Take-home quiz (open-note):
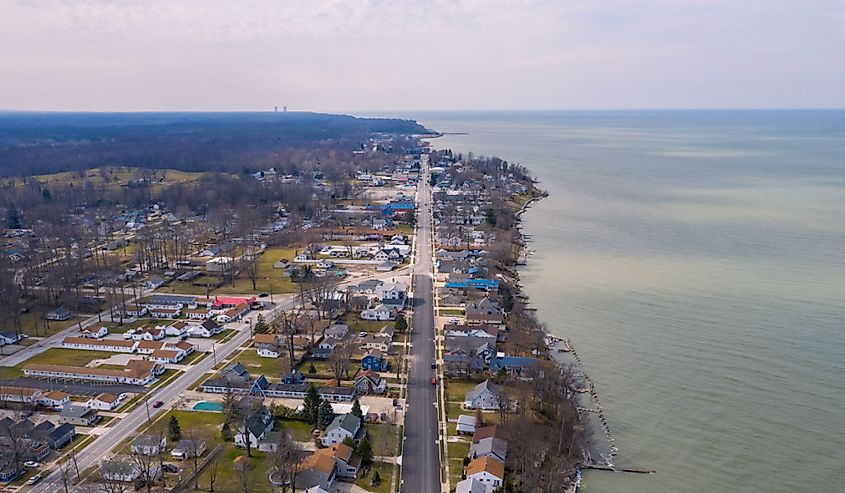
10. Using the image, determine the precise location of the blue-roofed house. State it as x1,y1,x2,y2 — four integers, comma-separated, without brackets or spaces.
282,371,306,385
360,349,388,371
488,356,541,378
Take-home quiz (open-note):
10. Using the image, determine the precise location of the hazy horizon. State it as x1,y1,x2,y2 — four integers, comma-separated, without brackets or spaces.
2,0,843,112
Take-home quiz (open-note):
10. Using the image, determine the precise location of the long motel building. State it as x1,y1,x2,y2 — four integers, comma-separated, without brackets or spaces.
23,359,165,386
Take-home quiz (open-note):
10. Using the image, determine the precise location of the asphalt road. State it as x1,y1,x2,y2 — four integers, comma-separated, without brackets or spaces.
401,155,441,493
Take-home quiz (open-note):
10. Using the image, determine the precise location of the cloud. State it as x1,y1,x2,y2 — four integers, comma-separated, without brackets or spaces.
0,0,843,111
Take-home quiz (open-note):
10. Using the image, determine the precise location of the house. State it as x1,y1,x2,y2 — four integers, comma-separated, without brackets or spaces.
87,392,124,411
164,321,189,337
376,281,408,302
376,325,395,339
45,306,72,321
456,415,476,435
185,308,212,320
0,330,23,346
150,348,184,363
131,326,165,341
216,303,249,324
465,456,505,488
150,307,181,319
295,451,337,491
235,407,273,449
99,459,150,482
354,371,387,395
59,405,101,426
488,356,541,377
321,413,365,447
36,391,70,410
324,324,350,340
361,349,388,371
0,460,19,482
254,334,282,358
463,380,503,410
33,422,76,449
80,326,108,339
470,435,508,463
171,439,207,459
0,387,41,404
188,319,223,338
376,261,397,272
144,276,166,289
282,371,306,385
121,304,148,317
358,334,390,353
131,434,166,455
360,304,394,321
316,443,362,479
455,478,493,493
143,294,197,310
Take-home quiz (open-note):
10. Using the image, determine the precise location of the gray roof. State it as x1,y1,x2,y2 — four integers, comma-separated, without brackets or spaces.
326,413,361,435
60,404,96,419
465,380,499,401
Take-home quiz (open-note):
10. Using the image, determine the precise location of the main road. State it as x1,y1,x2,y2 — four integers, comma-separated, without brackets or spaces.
401,154,441,493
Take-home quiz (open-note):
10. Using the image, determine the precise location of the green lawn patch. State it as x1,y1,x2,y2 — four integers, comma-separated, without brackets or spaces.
445,402,463,420
356,461,394,493
438,308,464,316
230,347,291,378
368,423,401,457
180,350,207,365
279,419,314,442
444,380,481,402
149,369,182,390
16,347,115,369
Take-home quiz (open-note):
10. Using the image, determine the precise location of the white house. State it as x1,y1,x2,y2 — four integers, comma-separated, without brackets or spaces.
465,457,504,489
235,408,273,449
80,326,109,339
188,320,223,338
321,414,364,447
376,281,407,302
463,380,503,410
360,304,394,321
455,478,493,493
87,392,124,411
37,391,70,409
165,321,189,337
131,434,166,455
0,331,23,346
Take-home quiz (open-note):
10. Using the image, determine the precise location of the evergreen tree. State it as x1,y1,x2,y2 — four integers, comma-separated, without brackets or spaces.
168,415,182,443
351,399,364,420
302,384,321,425
317,399,334,430
253,314,269,334
371,470,381,486
342,436,355,448
308,362,317,374
221,421,233,441
394,315,407,332
5,205,21,229
357,435,373,465
486,207,497,227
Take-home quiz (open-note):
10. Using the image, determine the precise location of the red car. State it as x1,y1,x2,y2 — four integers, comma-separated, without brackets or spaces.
431,377,437,385
152,400,164,408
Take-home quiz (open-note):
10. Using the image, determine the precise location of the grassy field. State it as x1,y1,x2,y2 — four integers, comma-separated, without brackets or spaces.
346,318,391,334
195,447,273,493
295,357,355,380
181,350,208,365
230,347,291,378
444,380,481,403
447,440,471,487
0,346,114,389
15,166,209,189
368,423,401,457
278,419,314,442
356,461,394,493
15,312,88,338
101,318,152,334
149,369,182,390
438,308,465,316
214,246,301,295
446,402,464,420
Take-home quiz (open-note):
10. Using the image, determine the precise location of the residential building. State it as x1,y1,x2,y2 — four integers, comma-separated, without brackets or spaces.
87,392,124,411
465,456,505,488
131,434,166,455
463,380,503,410
354,370,387,395
59,405,101,426
361,349,388,371
321,413,365,447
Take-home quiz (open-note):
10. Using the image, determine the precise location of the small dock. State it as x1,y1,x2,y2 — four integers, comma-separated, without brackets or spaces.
583,464,656,475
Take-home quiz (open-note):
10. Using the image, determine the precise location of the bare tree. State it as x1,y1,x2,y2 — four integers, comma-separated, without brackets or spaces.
130,451,157,493
269,432,304,493
329,340,355,382
206,452,220,492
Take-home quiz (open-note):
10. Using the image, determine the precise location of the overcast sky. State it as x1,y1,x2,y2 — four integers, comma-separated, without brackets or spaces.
1,0,843,112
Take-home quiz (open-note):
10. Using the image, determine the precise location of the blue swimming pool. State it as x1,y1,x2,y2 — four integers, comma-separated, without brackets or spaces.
192,401,223,412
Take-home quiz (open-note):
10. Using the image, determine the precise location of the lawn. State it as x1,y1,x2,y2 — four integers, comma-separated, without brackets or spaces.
15,312,88,338
296,358,353,380
166,410,225,441
278,419,314,442
231,347,291,378
356,461,394,493
368,423,401,457
18,347,115,368
448,457,466,487
214,246,301,295
444,380,481,403
445,402,464,420
210,329,235,340
101,318,151,334
346,318,392,334
195,446,273,493
150,369,182,390
181,350,208,365
438,308,464,316
447,440,470,461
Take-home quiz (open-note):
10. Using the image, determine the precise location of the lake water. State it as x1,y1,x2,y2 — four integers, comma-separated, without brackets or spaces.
408,111,845,492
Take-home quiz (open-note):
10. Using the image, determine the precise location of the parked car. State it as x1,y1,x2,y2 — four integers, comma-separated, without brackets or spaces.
162,464,180,473
431,377,437,385
431,360,437,369
359,331,368,338
26,474,42,485
24,461,40,468
258,292,269,298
